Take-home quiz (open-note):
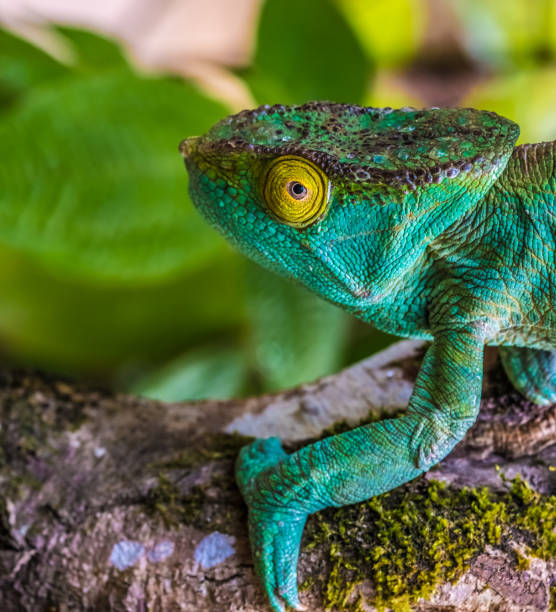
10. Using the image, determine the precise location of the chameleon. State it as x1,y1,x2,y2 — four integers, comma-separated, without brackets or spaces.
179,102,556,611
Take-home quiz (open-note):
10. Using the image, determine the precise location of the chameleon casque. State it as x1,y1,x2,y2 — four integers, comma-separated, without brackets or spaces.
180,102,556,611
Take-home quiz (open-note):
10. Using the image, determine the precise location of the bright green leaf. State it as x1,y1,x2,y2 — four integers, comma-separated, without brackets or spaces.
245,0,371,105
56,26,128,71
0,29,252,376
0,69,229,284
0,27,69,110
336,0,424,69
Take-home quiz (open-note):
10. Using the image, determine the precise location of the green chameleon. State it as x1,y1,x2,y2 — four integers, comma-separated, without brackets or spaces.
180,103,556,611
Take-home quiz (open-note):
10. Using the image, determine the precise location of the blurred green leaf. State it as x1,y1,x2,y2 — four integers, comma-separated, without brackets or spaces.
245,0,371,105
131,347,247,401
0,28,70,110
0,28,255,376
449,0,555,69
0,67,228,284
0,244,245,375
336,0,424,69
464,67,556,143
245,264,349,391
56,26,128,71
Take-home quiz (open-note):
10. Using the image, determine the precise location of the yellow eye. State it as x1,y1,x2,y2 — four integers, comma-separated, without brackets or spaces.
262,155,330,227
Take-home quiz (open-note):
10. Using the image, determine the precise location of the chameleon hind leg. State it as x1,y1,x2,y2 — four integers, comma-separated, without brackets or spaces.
499,346,556,405
236,326,484,611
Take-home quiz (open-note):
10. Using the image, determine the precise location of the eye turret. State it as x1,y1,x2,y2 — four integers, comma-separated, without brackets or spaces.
262,155,330,228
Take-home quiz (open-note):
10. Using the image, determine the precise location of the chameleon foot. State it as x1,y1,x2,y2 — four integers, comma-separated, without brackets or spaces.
500,347,556,405
236,438,308,612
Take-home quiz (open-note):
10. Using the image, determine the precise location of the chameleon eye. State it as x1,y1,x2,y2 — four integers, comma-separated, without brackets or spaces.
262,155,330,227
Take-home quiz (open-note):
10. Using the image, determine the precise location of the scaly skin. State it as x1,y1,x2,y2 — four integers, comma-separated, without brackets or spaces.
180,103,556,611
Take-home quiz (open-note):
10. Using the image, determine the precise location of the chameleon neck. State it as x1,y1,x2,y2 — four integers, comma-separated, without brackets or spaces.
428,140,556,346
357,142,556,342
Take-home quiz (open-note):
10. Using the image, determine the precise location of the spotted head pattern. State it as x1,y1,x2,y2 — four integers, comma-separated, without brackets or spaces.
189,102,519,195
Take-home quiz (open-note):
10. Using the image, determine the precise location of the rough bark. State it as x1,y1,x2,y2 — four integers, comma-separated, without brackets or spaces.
0,340,554,611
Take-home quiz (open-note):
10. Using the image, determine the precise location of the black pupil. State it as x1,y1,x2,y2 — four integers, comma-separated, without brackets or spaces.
291,182,306,197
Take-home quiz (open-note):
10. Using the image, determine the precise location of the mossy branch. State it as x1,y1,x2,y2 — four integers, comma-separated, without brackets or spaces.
0,341,554,611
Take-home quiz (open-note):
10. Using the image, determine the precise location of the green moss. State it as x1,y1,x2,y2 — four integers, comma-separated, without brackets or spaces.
304,474,556,611
143,431,253,532
509,475,556,559
515,549,531,570
152,431,254,471
144,472,205,528
550,585,556,611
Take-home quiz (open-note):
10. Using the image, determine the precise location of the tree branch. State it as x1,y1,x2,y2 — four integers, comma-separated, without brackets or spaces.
0,341,554,611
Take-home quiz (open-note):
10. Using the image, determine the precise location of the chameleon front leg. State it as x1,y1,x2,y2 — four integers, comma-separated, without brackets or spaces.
499,346,556,405
236,326,485,611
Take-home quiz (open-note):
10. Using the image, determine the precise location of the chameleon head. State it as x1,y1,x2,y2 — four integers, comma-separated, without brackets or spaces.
180,102,519,311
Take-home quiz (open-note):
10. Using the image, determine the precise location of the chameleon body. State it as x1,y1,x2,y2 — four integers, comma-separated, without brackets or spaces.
180,103,556,611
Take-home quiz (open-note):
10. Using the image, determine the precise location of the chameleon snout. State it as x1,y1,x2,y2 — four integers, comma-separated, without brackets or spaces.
179,136,199,158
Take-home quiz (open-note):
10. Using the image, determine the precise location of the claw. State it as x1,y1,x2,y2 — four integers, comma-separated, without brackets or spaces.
247,510,308,610
267,589,286,612
255,533,284,611
280,588,303,611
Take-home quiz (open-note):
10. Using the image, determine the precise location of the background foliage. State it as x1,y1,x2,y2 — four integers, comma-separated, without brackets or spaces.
1,0,556,400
